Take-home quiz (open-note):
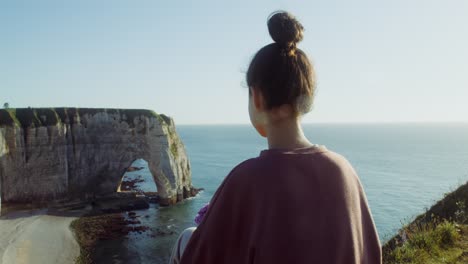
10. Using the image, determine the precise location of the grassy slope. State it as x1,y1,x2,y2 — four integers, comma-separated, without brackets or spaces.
383,181,468,264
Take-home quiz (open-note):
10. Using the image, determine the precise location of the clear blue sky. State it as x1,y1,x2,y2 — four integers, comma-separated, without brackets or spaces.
1,0,467,124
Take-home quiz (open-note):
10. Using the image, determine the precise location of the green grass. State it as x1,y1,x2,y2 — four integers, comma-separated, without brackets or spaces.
0,107,169,128
170,140,178,158
383,181,468,264
0,109,17,126
384,221,467,264
167,124,180,158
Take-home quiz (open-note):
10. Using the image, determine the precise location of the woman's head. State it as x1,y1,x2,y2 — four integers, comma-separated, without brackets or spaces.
247,11,316,137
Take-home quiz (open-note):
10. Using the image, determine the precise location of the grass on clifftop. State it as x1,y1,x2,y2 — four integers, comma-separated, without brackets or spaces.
0,107,170,128
383,181,468,264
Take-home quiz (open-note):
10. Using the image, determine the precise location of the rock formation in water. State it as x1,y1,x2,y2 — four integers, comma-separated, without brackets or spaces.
0,108,194,213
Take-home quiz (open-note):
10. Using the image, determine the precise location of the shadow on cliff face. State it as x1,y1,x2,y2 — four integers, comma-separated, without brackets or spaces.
0,125,6,215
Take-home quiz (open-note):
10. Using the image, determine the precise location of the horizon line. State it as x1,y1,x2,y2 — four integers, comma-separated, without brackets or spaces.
176,121,468,126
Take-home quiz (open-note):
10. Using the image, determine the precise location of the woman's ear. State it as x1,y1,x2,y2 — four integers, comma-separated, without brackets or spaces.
251,88,265,111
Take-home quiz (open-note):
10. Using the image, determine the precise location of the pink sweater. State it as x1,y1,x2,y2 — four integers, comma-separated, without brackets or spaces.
181,145,382,264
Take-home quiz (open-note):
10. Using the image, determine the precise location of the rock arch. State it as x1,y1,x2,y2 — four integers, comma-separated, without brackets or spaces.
117,159,158,193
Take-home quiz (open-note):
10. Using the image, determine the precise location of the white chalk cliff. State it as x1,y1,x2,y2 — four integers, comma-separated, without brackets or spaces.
0,108,194,213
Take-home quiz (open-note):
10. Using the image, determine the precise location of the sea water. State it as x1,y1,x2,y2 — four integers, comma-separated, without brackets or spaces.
105,123,468,263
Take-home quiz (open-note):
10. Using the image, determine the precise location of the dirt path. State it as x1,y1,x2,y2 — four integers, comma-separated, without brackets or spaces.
0,210,79,264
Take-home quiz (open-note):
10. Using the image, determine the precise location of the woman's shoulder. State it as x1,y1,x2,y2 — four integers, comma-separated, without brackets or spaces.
258,145,354,169
223,147,358,184
228,147,354,171
319,148,353,165
225,157,263,179
322,149,357,171
217,156,274,189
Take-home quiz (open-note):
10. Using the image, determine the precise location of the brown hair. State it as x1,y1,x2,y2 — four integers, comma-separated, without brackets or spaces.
246,11,316,115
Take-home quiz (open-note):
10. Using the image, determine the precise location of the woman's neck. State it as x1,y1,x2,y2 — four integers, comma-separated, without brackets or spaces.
265,118,313,150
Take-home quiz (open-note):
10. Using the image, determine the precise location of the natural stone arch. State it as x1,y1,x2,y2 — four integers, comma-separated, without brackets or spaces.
117,159,158,194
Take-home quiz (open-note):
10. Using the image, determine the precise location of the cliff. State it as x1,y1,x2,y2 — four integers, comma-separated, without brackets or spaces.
0,108,193,213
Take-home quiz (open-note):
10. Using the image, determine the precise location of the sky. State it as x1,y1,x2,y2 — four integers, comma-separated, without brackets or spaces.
1,0,467,124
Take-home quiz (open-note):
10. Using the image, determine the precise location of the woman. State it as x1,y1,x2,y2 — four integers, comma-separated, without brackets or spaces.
171,11,382,264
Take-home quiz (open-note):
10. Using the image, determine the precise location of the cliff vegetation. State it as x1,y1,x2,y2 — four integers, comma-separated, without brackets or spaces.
0,107,169,128
383,181,468,264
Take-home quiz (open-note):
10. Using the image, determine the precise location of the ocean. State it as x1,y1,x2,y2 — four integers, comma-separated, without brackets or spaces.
100,123,468,263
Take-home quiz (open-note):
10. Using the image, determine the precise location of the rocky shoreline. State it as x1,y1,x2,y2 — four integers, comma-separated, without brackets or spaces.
71,212,150,263
1,186,203,264
68,189,203,264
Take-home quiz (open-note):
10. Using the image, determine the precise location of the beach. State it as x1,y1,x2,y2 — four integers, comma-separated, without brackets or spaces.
0,210,79,264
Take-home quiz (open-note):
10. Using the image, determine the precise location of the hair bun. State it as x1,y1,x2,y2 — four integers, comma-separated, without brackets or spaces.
267,11,304,48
